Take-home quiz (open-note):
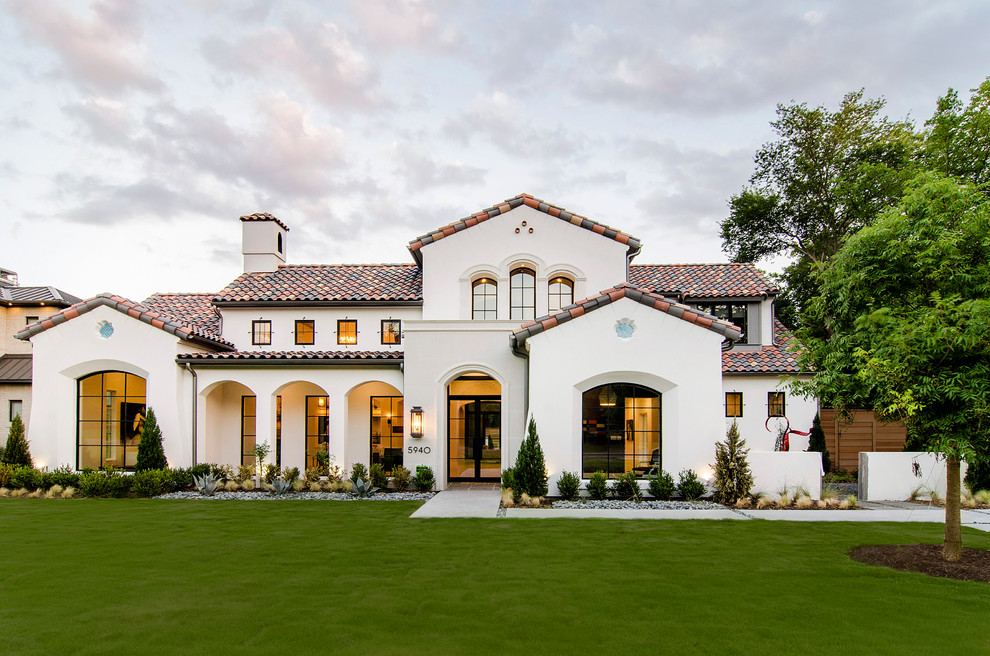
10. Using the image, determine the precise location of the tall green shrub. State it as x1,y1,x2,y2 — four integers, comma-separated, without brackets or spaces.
712,421,754,504
807,413,831,474
513,417,548,498
135,408,167,471
2,414,32,466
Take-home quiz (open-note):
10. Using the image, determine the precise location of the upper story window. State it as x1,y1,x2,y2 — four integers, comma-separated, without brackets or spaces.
694,302,748,344
252,320,272,346
510,267,535,320
548,277,574,313
337,319,357,345
725,392,743,417
472,278,497,320
381,319,401,345
768,392,785,417
25,316,39,325
295,319,315,345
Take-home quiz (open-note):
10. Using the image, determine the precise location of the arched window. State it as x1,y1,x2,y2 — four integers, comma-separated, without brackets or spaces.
77,371,147,470
582,383,661,478
510,267,535,320
472,278,497,320
548,276,574,313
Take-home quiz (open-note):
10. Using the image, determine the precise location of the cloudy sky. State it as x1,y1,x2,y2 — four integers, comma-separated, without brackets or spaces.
2,1,988,301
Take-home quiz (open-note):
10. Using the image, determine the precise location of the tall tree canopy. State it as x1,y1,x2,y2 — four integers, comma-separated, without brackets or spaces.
795,174,990,561
921,76,990,191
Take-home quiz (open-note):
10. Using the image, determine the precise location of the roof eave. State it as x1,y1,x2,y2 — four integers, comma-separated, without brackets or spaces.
177,356,403,367
210,299,423,308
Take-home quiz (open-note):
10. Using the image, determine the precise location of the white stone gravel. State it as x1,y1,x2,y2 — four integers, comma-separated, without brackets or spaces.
156,491,436,501
552,499,725,510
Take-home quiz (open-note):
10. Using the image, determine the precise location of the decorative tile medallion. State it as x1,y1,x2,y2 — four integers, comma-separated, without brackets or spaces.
615,318,635,339
98,320,114,339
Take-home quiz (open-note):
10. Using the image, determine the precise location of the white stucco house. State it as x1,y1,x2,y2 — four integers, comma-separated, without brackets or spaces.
17,194,817,491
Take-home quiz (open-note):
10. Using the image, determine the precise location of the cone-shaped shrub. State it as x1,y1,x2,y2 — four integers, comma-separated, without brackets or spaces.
807,413,831,474
513,417,548,498
711,420,754,504
2,415,32,466
135,408,167,471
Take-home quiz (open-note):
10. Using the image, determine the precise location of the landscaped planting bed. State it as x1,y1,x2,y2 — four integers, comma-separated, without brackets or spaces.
1,501,988,655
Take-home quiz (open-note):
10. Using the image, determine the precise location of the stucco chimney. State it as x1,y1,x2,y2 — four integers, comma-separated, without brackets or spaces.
240,213,289,273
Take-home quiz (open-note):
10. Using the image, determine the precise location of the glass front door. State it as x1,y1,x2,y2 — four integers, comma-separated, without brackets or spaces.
448,397,501,481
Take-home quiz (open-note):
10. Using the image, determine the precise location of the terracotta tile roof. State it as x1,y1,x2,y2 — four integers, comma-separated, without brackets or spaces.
628,263,778,299
0,285,82,307
177,350,403,362
408,193,642,264
0,354,32,383
722,320,804,374
240,212,289,231
15,293,235,350
142,293,221,335
511,282,743,348
214,265,422,304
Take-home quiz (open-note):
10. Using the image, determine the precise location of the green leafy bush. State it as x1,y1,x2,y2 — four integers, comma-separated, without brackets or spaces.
391,465,410,492
513,417,548,498
132,469,171,497
369,463,388,490
236,464,254,483
350,463,368,484
169,467,195,490
712,420,755,504
965,459,990,493
264,464,279,484
677,469,706,501
587,471,608,500
43,465,80,489
315,449,330,476
2,415,32,466
413,466,435,492
612,471,643,501
556,471,581,501
648,469,675,500
282,466,301,484
11,465,43,490
807,413,832,474
135,408,167,471
501,467,516,491
105,470,132,498
0,462,13,487
187,463,212,479
79,469,109,497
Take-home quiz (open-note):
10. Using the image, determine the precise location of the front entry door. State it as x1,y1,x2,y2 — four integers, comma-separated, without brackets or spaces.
448,397,501,481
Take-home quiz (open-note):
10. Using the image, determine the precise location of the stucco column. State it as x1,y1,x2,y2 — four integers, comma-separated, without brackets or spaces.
329,387,348,471
253,384,276,477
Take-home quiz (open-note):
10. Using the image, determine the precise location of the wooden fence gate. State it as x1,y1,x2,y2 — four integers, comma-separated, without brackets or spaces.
820,409,907,473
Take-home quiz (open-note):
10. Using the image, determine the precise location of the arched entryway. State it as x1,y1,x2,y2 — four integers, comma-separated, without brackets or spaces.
448,373,501,482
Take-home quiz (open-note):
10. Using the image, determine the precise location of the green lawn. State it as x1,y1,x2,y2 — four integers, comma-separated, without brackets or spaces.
1,500,988,655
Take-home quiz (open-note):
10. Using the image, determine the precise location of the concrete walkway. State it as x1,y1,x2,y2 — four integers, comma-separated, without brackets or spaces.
411,485,990,531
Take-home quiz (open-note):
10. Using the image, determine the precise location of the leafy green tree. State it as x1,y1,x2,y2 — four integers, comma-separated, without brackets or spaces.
721,90,918,329
135,408,167,471
2,414,32,466
807,413,831,474
711,420,754,504
921,76,990,191
796,174,990,561
513,417,548,498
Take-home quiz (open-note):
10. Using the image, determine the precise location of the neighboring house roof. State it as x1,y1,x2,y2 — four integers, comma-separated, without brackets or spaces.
0,354,32,383
628,263,778,299
213,264,422,305
240,212,289,231
15,293,235,350
177,350,403,365
722,320,803,374
0,286,83,307
143,293,221,336
511,282,743,348
408,193,642,265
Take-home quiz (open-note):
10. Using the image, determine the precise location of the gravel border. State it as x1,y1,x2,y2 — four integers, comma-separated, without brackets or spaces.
551,499,725,510
156,491,436,501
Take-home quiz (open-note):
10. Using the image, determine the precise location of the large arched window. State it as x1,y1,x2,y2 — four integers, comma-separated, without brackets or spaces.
510,267,535,320
472,278,497,320
548,276,574,313
582,383,660,478
77,371,147,470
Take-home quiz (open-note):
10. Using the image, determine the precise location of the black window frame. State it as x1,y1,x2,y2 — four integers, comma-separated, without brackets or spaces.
509,267,536,321
337,319,358,345
548,276,574,313
725,392,743,417
581,383,661,479
472,278,497,320
693,302,748,344
768,392,786,417
306,395,329,469
370,396,404,474
252,320,272,346
75,371,147,471
295,319,315,345
381,319,401,345
10,399,23,421
241,395,257,467
25,315,39,325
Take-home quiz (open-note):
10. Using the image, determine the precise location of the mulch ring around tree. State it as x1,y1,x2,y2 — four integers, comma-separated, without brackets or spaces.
849,544,990,583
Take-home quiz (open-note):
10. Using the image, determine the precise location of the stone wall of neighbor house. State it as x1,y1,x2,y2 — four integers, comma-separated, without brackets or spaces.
420,205,629,321
722,375,818,452
2,306,63,354
0,384,30,446
525,296,728,492
748,451,824,499
859,451,967,501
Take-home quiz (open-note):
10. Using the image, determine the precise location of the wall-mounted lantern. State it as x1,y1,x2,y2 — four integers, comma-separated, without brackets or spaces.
410,406,424,438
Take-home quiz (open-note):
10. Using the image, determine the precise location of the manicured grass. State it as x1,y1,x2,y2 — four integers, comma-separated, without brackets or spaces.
1,500,988,655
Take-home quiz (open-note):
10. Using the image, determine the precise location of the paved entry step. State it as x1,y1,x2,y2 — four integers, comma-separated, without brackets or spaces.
410,484,501,518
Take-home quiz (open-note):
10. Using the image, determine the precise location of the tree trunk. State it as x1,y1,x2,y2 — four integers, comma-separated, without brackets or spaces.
943,454,962,562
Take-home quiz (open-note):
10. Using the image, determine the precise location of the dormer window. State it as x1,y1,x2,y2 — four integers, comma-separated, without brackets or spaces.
694,302,748,344
510,267,535,320
472,278,497,320
548,277,573,313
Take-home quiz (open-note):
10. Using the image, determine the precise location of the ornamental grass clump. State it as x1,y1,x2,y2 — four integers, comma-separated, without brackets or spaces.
62,486,76,499
711,421,754,505
513,417,549,498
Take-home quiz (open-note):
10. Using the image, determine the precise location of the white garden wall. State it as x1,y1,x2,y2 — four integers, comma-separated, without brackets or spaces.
748,451,823,499
722,375,817,452
858,451,968,501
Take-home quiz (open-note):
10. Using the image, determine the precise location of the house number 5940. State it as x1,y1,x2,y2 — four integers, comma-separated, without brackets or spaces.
407,446,431,454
